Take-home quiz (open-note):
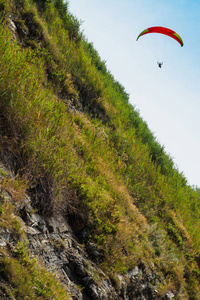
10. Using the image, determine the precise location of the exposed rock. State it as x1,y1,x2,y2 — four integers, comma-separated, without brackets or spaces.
25,226,41,235
8,17,17,40
0,164,176,299
18,203,174,299
127,266,139,278
0,239,7,248
165,291,175,299
0,197,176,299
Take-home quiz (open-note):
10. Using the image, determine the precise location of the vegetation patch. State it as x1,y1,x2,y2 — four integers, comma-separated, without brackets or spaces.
1,245,69,299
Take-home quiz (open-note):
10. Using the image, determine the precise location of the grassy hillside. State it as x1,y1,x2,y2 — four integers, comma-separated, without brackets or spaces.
0,0,200,298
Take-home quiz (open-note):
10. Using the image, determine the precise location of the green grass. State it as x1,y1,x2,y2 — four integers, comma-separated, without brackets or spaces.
1,246,69,300
0,0,200,297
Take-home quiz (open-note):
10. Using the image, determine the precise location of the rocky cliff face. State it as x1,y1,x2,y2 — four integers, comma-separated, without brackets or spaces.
0,163,175,300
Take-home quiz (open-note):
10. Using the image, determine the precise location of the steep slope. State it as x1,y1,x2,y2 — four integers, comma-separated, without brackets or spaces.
0,0,200,299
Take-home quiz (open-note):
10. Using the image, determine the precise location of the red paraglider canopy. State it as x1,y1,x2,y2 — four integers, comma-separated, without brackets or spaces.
136,26,183,47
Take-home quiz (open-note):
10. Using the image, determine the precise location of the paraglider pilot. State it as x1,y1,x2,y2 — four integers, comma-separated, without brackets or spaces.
157,62,163,68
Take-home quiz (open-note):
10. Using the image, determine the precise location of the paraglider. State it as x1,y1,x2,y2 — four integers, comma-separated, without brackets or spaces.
136,26,183,47
136,26,183,67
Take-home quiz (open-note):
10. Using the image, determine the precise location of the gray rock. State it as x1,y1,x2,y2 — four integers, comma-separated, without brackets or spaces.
165,291,175,299
8,18,17,32
25,226,41,235
0,239,6,248
128,266,139,278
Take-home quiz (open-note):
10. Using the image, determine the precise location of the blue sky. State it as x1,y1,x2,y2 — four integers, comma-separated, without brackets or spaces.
68,0,200,187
